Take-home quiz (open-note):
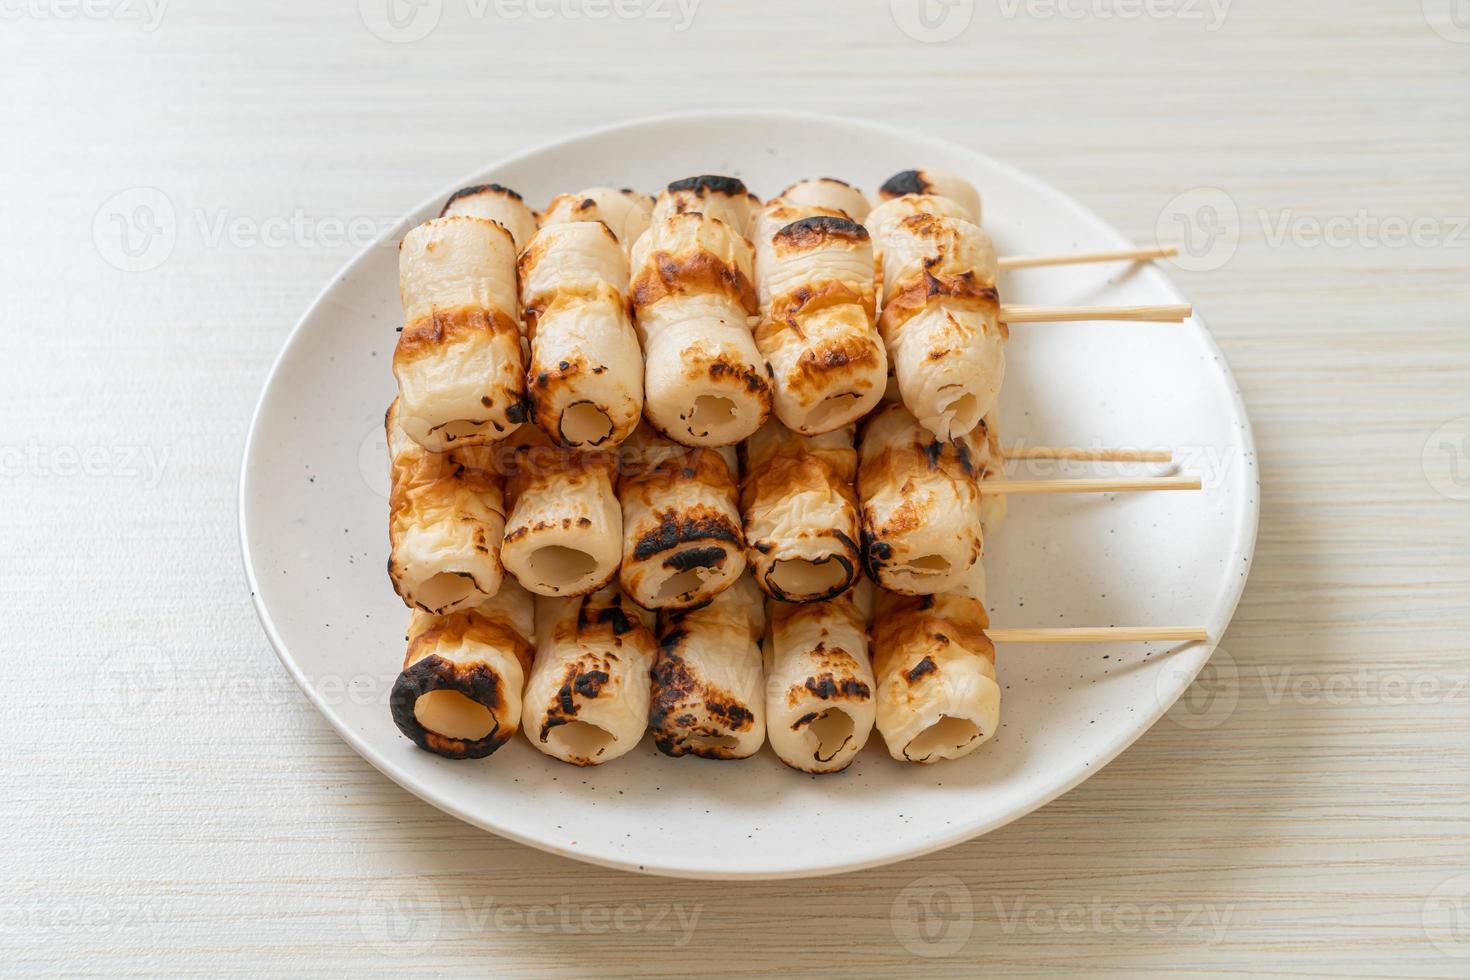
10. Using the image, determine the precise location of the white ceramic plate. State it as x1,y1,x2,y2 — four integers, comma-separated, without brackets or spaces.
240,110,1258,880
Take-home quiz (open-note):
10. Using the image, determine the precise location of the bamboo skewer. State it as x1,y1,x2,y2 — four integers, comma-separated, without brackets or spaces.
999,303,1193,323
997,245,1178,271
986,626,1209,644
1001,447,1173,463
981,476,1201,495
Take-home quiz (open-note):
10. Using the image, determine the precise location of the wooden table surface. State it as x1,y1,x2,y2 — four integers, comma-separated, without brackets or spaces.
4,0,1467,975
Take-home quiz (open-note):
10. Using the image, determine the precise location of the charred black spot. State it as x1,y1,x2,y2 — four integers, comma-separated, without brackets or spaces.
924,440,944,468
506,398,529,424
905,656,938,682
752,540,773,555
774,214,870,246
558,360,571,371
658,627,689,656
574,670,610,698
595,605,634,636
665,546,727,572
441,182,524,214
633,512,741,561
804,674,871,701
667,174,748,197
880,170,929,198
860,529,893,580
791,711,819,730
480,395,493,408
705,698,754,728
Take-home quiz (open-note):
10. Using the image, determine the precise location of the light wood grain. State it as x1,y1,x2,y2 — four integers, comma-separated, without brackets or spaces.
2,0,1468,975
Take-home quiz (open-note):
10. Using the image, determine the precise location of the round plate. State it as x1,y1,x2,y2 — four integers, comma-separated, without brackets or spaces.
240,110,1258,880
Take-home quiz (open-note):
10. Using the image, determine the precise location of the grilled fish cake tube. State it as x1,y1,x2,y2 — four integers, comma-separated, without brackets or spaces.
876,212,1005,440
630,212,771,446
763,582,876,773
518,221,643,448
390,580,535,759
777,177,871,223
871,560,999,764
857,402,985,596
386,399,507,615
755,215,887,434
440,183,539,252
877,168,982,225
618,425,746,610
648,575,767,759
393,216,527,451
499,424,622,597
523,587,657,766
540,187,654,255
651,174,760,240
740,420,860,604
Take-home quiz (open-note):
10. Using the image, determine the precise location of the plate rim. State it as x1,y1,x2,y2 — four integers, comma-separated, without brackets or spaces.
238,107,1260,880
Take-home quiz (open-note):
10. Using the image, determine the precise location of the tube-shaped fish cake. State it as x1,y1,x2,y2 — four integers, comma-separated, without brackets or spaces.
877,212,1005,440
630,212,771,446
777,177,871,223
878,168,982,225
858,402,984,595
499,424,622,597
651,174,760,240
393,216,527,451
517,221,643,449
522,587,657,766
763,581,876,773
440,183,539,252
386,399,507,615
648,575,767,759
751,199,842,316
870,559,999,763
865,194,974,269
618,425,746,609
540,187,653,255
389,580,535,759
754,215,888,434
740,420,860,603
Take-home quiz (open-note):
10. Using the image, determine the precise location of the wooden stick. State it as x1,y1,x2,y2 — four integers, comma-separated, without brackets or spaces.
980,476,1201,495
999,303,1193,323
998,245,1178,271
987,626,1209,644
1002,446,1173,463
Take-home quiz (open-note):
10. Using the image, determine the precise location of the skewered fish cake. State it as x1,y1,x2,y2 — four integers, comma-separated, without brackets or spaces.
753,213,888,434
389,579,535,759
763,581,876,773
875,211,1005,439
630,211,771,446
539,187,654,255
386,399,507,615
440,183,540,252
878,168,982,225
778,177,871,223
648,575,767,759
393,216,528,451
740,420,861,604
518,220,643,448
857,402,986,596
499,423,622,597
522,586,657,766
617,424,746,610
651,174,760,240
870,558,999,764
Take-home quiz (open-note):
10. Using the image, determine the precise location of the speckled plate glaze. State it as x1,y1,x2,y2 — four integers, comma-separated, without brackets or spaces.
240,110,1258,880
